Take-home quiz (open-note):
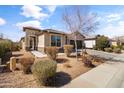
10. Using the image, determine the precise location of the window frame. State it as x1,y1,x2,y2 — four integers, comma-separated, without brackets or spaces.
51,35,62,47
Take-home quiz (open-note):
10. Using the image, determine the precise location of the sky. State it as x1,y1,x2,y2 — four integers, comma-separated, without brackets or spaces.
0,5,124,41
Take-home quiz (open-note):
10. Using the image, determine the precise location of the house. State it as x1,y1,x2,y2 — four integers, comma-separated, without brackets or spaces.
109,39,118,46
113,36,124,46
21,27,85,53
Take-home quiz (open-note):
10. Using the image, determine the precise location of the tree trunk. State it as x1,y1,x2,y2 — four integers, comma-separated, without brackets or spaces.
82,40,86,53
74,35,78,62
82,40,84,53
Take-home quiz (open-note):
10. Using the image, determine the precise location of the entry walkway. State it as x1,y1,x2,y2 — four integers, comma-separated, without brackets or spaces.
31,51,65,58
31,51,47,58
63,62,124,88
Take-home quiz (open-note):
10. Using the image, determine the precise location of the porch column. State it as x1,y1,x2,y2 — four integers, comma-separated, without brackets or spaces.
35,36,38,50
25,35,30,50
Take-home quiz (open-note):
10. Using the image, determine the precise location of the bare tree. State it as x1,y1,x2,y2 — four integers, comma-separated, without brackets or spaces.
63,6,99,61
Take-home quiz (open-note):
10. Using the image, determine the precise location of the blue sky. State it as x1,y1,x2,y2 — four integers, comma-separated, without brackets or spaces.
0,5,124,41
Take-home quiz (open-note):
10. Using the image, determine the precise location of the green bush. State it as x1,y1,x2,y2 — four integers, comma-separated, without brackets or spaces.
122,46,124,50
104,48,113,52
0,39,12,58
93,46,97,50
113,48,121,53
32,60,57,86
96,35,110,51
11,42,21,51
45,47,58,60
64,45,73,57
110,45,116,49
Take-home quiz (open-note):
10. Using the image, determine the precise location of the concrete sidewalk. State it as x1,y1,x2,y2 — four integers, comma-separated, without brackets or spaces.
63,62,124,88
31,51,47,58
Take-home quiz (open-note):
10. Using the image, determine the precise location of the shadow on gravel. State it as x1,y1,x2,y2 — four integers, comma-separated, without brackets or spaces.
56,58,69,64
46,71,72,87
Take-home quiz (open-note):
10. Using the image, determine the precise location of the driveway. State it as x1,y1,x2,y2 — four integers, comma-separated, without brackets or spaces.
86,49,124,62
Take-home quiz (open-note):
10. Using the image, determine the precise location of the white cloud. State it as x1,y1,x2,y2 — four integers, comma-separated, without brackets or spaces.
46,5,57,14
16,20,42,29
0,18,6,25
118,21,124,26
97,21,124,38
21,5,48,20
96,16,102,21
107,14,120,18
106,13,121,22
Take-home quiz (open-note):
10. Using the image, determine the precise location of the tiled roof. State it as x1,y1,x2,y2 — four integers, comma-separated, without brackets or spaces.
23,26,41,31
67,31,85,40
43,29,66,34
23,26,66,35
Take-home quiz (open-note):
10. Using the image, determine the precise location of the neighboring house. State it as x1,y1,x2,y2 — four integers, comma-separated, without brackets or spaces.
21,27,85,53
84,37,96,49
113,36,124,45
109,39,118,46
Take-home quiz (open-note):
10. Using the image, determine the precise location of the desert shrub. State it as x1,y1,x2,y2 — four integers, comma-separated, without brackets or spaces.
19,57,34,74
117,45,123,49
111,45,115,49
96,35,110,51
32,59,57,86
113,48,121,53
122,46,124,50
45,47,59,60
83,57,93,67
82,54,94,67
93,45,97,50
11,42,21,51
64,45,73,57
104,48,113,52
0,39,12,58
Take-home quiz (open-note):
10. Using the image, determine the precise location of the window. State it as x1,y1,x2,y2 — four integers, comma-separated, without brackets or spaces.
51,35,61,47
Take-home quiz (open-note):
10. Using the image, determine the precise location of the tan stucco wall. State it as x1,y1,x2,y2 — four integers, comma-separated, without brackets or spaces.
43,33,66,47
37,33,66,52
23,28,67,52
21,38,26,50
38,34,45,47
22,41,25,50
24,29,39,50
44,32,50,46
38,47,45,52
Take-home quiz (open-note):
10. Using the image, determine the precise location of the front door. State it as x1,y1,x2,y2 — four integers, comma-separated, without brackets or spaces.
29,37,36,50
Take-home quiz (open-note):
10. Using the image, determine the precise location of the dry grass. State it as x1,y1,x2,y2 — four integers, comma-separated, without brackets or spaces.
0,51,104,88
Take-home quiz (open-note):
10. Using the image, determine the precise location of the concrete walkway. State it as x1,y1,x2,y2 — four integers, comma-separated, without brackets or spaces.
63,62,124,88
31,51,65,58
87,49,124,62
31,51,47,58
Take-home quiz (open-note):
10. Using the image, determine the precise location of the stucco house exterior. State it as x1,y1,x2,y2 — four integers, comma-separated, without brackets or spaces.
21,27,86,53
22,27,122,52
